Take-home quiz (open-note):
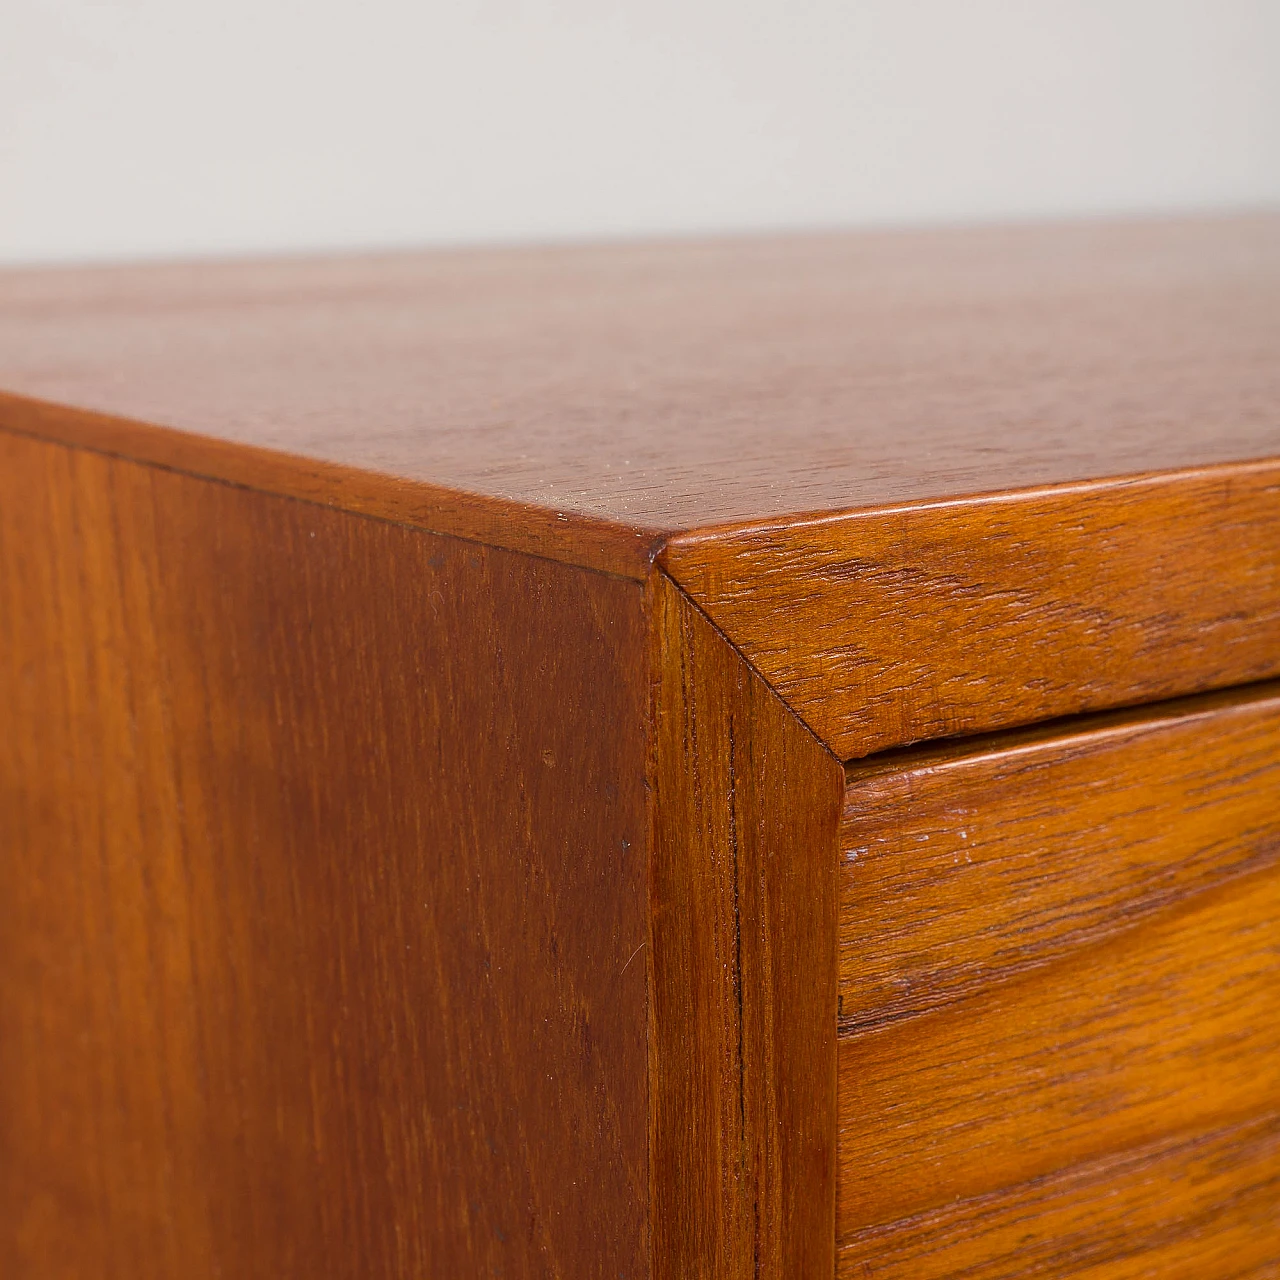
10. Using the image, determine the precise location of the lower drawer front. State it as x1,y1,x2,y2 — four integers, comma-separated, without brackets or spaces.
839,1111,1280,1280
837,683,1280,1277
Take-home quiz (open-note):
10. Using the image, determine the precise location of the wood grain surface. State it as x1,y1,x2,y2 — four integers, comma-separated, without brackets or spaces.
663,462,1280,757
837,1111,1280,1280
6,214,1280,1274
839,682,1280,1033
648,573,844,1280
2,214,1278,567
4,217,1278,746
0,394,661,580
836,682,1280,1270
838,863,1280,1234
0,432,650,1279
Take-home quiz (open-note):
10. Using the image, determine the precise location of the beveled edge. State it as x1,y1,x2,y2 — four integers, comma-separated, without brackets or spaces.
660,457,1280,758
0,391,668,582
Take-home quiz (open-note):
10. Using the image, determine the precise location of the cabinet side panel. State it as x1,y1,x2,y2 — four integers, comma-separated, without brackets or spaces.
0,431,649,1279
648,574,843,1279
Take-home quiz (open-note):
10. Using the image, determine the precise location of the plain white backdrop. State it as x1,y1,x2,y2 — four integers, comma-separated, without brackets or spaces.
2,0,1279,265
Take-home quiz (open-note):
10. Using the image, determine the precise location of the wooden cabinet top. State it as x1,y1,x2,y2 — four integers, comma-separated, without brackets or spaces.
3,214,1279,754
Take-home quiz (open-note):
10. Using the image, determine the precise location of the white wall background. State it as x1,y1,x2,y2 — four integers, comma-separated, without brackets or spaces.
3,0,1279,265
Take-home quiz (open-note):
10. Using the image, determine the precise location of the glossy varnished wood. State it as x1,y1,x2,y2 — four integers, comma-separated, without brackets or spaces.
648,574,844,1279
838,1112,1280,1279
838,682,1280,1033
2,215,1278,562
0,432,649,1278
834,683,1280,1266
5,215,1280,1274
663,464,1280,756
0,393,660,580
838,865,1280,1235
3,216,1279,747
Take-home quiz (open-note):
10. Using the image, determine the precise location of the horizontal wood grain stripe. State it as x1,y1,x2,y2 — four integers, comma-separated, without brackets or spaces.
837,1110,1280,1279
0,402,662,581
839,682,1280,1034
662,461,1280,757
836,865,1280,1235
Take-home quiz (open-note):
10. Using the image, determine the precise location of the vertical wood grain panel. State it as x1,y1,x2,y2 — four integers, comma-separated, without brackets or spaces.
648,574,843,1280
0,431,649,1279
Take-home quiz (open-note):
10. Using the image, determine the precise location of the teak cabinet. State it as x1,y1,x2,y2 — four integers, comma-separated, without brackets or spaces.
2,216,1279,1278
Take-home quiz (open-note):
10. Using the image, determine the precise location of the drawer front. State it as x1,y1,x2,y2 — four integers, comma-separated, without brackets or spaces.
837,683,1280,1274
839,1111,1280,1280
